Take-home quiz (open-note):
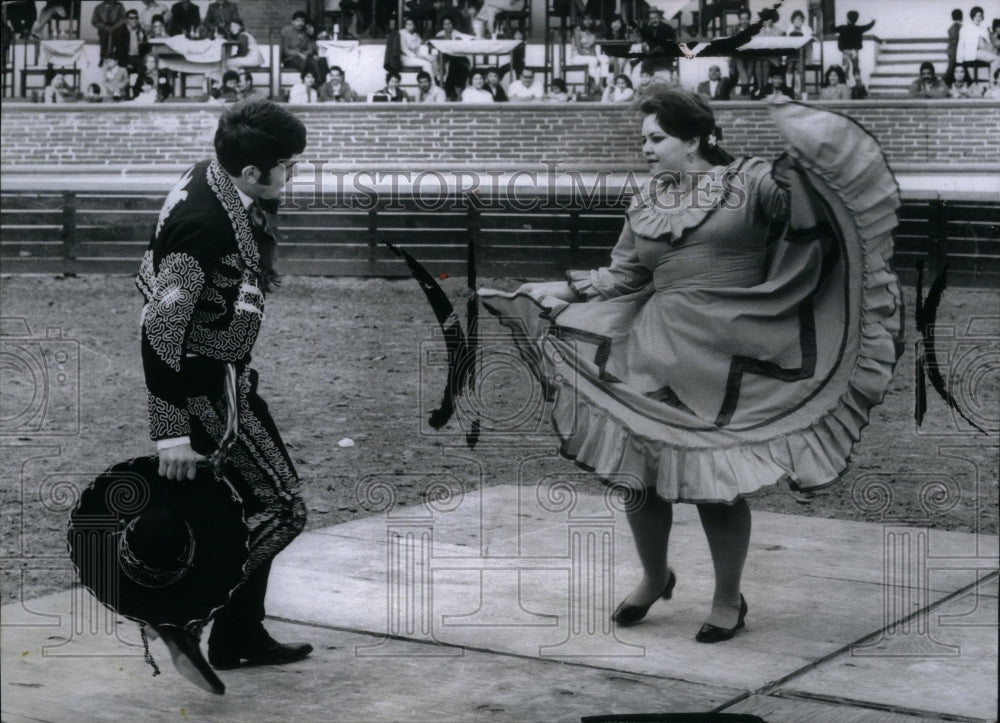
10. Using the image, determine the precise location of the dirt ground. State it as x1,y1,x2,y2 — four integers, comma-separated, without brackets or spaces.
1,273,997,603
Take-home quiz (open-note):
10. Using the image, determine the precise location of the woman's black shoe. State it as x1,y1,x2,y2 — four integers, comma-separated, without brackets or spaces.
611,570,677,627
695,594,747,643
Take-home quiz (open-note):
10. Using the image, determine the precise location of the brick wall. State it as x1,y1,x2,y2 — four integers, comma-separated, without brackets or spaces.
1,100,998,170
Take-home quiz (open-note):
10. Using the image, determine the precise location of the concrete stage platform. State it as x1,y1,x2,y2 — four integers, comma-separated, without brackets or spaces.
2,486,997,722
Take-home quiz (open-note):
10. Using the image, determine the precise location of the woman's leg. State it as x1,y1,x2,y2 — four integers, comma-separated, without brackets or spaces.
620,489,673,605
697,498,751,628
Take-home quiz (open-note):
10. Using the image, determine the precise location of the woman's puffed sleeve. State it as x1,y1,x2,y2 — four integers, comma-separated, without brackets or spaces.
567,215,652,300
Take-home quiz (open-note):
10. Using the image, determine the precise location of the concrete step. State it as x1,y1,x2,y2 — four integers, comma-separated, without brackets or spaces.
876,52,949,63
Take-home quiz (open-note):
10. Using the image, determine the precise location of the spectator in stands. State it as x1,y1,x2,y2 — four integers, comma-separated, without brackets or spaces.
168,0,201,37
101,55,129,100
543,78,572,102
462,69,494,102
603,13,631,78
947,9,963,82
43,73,76,103
639,6,678,78
288,69,319,103
203,0,240,39
236,68,263,99
569,12,609,94
754,65,795,100
149,15,169,38
133,74,159,103
507,67,543,101
434,0,465,33
226,18,262,71
85,82,104,102
209,69,240,102
138,0,170,34
135,53,174,100
831,10,875,89
907,61,949,98
92,0,126,63
697,64,732,100
819,64,850,100
112,9,147,74
948,63,986,96
729,8,754,96
281,11,319,76
435,16,472,99
983,67,1000,97
785,9,812,86
318,66,358,102
601,74,634,103
399,16,438,79
752,8,784,100
485,67,508,101
29,1,77,40
415,70,447,102
373,71,409,102
957,6,999,79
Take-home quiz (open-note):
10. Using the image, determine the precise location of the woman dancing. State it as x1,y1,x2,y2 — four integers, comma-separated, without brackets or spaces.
480,89,902,642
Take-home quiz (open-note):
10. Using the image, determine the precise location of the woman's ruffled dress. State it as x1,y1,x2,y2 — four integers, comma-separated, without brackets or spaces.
480,101,903,503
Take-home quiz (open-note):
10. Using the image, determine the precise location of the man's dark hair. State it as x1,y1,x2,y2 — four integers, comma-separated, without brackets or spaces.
952,8,963,20
222,69,240,85
846,10,859,22
385,71,401,82
214,98,307,182
292,10,307,21
329,65,344,75
416,70,432,82
151,13,165,24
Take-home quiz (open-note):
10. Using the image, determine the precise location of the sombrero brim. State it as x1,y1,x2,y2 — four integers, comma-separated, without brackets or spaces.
68,456,249,629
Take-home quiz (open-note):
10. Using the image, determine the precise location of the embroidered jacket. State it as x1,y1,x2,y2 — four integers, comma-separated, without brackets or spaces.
136,158,266,441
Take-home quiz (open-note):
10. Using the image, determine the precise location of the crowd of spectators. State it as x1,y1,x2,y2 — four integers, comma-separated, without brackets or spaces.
12,1,1000,104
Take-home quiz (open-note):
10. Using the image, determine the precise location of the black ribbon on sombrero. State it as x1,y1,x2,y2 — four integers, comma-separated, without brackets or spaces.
385,241,480,447
68,363,248,691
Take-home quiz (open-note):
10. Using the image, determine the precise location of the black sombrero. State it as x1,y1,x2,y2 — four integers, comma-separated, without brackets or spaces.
68,455,249,630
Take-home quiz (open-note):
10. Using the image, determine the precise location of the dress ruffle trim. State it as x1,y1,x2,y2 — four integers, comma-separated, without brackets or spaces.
489,101,903,503
625,158,747,243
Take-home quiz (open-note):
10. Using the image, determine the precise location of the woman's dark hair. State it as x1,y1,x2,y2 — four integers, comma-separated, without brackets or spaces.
952,8,963,20
469,69,485,81
639,87,733,166
824,64,847,85
615,74,634,89
549,78,567,92
791,10,805,22
300,68,315,82
151,13,165,24
949,64,968,85
214,97,307,181
385,71,401,83
222,69,240,85
229,17,244,31
970,6,983,19
292,10,307,21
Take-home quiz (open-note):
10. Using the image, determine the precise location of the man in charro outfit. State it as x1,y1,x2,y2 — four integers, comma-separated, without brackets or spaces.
136,97,312,671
